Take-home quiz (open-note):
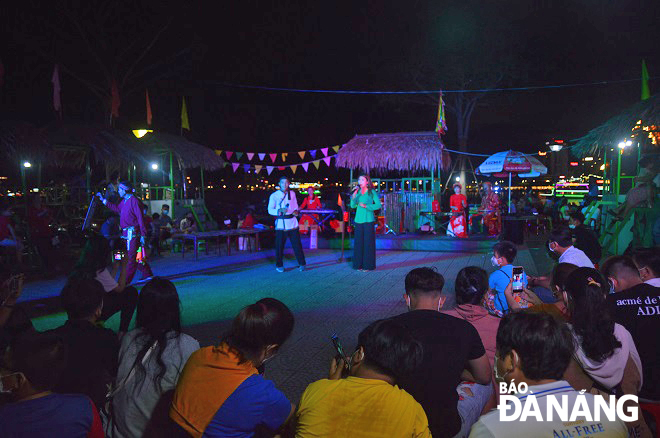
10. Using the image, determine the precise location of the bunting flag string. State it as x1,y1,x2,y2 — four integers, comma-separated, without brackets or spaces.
222,155,336,175
215,145,342,165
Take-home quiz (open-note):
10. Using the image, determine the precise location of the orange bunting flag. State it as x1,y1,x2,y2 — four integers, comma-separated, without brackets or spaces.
291,165,298,174
282,153,288,161
146,89,153,126
298,151,306,160
255,165,263,173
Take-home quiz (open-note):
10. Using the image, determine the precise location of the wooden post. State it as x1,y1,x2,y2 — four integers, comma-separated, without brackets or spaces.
200,166,205,199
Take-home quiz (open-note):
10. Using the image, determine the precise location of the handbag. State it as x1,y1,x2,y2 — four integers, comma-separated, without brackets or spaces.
102,341,157,434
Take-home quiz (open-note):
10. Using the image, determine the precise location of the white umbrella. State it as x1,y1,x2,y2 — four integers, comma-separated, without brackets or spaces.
477,150,548,213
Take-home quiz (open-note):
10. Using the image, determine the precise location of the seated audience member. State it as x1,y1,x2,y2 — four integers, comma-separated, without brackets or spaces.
390,267,491,438
558,267,650,437
71,234,138,335
171,298,295,437
0,200,23,263
0,333,104,438
544,262,578,319
528,226,594,302
295,318,429,437
602,255,660,402
568,211,602,264
179,212,196,233
469,312,628,437
631,246,660,287
484,241,529,316
111,278,199,438
48,277,119,408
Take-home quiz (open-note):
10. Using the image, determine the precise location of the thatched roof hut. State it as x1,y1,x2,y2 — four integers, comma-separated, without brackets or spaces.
136,132,225,170
336,131,447,173
572,94,660,158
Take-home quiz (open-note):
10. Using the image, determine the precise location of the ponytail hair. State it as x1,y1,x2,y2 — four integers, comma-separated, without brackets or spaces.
564,268,621,362
223,298,294,364
455,266,489,305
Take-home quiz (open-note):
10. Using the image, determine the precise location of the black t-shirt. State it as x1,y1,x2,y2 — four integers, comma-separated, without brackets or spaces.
572,225,602,263
48,319,119,408
389,310,486,438
607,283,660,400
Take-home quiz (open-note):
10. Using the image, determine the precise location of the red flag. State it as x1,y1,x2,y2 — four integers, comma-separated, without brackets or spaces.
337,193,343,209
146,89,153,126
52,65,62,113
111,79,120,118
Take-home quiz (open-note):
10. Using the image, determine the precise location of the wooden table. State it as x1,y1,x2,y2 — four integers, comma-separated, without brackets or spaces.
171,229,267,261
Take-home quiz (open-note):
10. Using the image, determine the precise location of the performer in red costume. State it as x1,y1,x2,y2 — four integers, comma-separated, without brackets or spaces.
97,181,153,283
478,181,501,236
299,187,322,233
448,183,468,238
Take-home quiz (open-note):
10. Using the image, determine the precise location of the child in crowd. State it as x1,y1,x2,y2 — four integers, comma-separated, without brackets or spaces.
483,241,529,317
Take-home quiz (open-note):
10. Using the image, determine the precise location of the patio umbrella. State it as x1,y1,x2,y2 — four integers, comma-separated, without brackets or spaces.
476,150,548,213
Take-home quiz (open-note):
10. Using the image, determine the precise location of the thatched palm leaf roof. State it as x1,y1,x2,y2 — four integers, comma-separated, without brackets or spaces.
336,131,447,173
136,132,225,170
572,94,660,157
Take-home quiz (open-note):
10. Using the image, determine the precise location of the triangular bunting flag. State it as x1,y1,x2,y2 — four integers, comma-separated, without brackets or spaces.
282,153,288,161
215,150,223,156
278,166,285,171
323,156,332,166
235,152,244,161
255,165,263,173
313,160,321,169
298,151,306,160
266,166,274,175
247,153,254,161
243,164,250,172
321,148,329,157
337,193,343,208
258,153,266,161
310,150,317,159
302,162,309,172
291,165,298,174
333,145,340,153
269,153,278,163
226,151,234,160
231,163,240,172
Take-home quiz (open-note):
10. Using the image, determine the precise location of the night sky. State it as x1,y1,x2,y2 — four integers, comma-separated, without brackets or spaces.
2,0,658,160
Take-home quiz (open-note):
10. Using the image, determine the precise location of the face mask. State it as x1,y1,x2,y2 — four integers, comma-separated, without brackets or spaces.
454,188,460,194
608,279,615,294
491,256,500,267
494,355,510,385
548,242,554,253
568,224,575,229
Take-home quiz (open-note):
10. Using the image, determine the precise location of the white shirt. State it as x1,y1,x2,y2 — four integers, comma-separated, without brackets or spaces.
268,190,299,231
645,278,660,287
469,381,628,437
95,268,119,292
558,246,594,268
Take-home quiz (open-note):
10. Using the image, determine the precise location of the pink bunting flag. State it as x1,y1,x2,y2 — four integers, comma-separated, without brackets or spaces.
310,150,317,159
302,162,309,172
247,153,254,161
269,153,277,163
323,156,332,166
255,165,263,173
321,147,329,157
226,151,234,160
231,163,240,172
266,166,274,175
258,153,266,161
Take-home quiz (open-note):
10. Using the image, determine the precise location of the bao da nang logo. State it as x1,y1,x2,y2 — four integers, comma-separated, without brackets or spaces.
498,381,638,423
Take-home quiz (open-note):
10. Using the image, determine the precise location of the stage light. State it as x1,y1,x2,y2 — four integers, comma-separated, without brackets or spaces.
455,176,460,181
23,161,32,168
150,163,159,170
132,129,153,138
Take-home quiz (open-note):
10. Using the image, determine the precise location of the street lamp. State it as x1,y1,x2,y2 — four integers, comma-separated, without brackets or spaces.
132,129,153,138
549,144,563,152
23,161,32,168
150,163,159,171
617,140,632,149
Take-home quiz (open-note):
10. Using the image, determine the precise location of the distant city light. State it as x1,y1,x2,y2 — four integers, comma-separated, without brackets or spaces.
570,162,578,166
584,157,593,161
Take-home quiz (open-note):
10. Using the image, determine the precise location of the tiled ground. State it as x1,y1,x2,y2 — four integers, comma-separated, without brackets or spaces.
22,242,547,404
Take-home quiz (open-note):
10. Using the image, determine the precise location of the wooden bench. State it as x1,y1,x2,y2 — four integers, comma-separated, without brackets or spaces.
171,229,268,261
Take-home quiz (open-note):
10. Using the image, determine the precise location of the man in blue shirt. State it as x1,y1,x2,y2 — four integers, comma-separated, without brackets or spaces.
488,241,527,315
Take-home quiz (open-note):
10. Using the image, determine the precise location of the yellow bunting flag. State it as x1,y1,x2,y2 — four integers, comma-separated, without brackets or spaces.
215,150,223,156
282,153,288,161
291,165,298,174
332,145,340,153
313,160,321,169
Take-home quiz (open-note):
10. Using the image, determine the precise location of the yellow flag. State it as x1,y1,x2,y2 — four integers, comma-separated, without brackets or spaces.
181,97,190,131
282,153,288,161
215,150,223,156
313,160,321,169
332,145,340,153
291,165,298,174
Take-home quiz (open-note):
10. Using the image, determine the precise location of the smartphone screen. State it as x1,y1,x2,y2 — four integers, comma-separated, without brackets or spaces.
512,266,524,293
331,334,351,371
113,251,124,261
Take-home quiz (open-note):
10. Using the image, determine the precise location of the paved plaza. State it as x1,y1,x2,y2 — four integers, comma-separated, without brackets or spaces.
21,241,550,404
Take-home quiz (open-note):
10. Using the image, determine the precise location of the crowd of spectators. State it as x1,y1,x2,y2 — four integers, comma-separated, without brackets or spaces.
0,227,658,437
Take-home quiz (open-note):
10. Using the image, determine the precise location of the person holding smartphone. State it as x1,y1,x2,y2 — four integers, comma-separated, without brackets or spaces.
350,175,381,271
486,241,528,316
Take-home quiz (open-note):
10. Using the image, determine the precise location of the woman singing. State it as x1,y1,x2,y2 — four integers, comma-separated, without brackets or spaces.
350,175,381,271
